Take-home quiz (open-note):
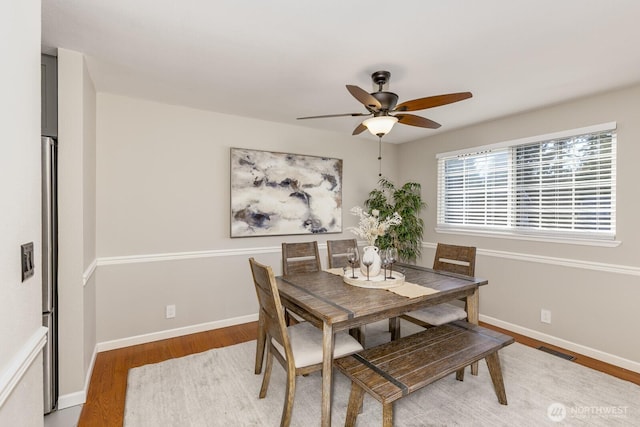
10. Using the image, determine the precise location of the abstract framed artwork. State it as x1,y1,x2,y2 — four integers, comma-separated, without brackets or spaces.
230,147,343,237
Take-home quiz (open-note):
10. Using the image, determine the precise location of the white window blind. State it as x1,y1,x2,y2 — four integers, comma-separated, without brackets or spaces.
437,123,616,241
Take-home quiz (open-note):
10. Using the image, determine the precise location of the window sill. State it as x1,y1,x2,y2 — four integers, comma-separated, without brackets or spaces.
435,227,621,248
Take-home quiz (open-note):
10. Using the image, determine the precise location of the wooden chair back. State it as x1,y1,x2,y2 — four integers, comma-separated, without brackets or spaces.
432,243,476,276
249,258,294,364
326,238,358,268
282,241,321,275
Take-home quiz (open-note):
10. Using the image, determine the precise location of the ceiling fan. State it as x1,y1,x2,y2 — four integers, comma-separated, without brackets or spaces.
297,70,472,137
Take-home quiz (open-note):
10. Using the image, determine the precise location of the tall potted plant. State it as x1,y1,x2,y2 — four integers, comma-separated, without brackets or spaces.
363,178,425,263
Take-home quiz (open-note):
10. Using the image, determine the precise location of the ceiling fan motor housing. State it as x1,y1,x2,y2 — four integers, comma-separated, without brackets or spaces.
370,71,397,112
371,91,398,113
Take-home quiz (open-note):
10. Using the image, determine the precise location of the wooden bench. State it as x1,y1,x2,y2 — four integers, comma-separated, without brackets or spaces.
334,321,515,427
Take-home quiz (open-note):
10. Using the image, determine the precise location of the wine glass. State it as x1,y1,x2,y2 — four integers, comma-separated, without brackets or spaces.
386,248,398,279
362,256,373,281
380,250,390,281
346,247,359,279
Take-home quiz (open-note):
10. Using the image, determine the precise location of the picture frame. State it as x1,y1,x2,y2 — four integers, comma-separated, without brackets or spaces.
230,147,343,237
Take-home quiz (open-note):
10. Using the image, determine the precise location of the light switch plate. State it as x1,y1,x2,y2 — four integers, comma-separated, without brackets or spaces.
21,242,34,282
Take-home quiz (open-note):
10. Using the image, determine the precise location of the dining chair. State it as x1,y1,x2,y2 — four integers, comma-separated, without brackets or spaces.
255,241,322,375
400,243,476,328
282,241,322,275
281,241,322,325
326,238,358,269
248,257,363,427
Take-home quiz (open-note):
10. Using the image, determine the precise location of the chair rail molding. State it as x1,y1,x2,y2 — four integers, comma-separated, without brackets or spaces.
422,242,639,277
97,246,284,266
83,258,97,286
96,243,334,266
93,242,639,276
0,326,48,408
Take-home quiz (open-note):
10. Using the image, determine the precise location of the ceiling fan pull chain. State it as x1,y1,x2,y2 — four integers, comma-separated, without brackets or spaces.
378,135,382,177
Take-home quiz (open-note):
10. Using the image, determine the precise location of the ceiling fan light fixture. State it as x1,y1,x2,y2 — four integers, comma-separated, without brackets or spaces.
363,116,398,136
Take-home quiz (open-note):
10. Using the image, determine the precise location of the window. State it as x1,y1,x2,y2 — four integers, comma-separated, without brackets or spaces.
436,123,616,243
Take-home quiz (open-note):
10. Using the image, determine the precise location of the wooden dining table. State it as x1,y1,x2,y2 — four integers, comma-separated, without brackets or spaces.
274,263,488,427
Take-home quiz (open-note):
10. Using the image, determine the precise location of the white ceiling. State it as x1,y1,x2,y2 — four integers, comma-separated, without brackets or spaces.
42,0,640,144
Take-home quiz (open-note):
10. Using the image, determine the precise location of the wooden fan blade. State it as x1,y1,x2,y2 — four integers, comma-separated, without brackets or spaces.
394,92,472,112
352,122,367,135
346,85,382,110
395,114,441,129
297,112,371,120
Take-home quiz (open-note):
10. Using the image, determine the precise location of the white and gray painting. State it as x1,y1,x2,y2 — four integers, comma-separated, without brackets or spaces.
230,148,342,237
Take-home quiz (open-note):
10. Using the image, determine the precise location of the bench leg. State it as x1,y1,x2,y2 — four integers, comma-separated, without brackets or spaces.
382,402,394,427
485,352,508,405
455,368,465,382
345,382,365,427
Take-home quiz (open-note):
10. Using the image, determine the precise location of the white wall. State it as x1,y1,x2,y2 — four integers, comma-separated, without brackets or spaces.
57,49,97,404
94,93,398,344
398,84,640,368
81,53,97,396
0,0,46,426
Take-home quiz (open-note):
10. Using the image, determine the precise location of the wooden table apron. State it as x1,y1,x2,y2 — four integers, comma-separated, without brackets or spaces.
274,264,488,427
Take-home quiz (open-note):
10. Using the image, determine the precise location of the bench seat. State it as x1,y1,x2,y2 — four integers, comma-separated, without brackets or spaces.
334,321,515,427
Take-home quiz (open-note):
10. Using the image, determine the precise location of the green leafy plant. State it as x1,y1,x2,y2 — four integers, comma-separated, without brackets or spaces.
363,178,425,263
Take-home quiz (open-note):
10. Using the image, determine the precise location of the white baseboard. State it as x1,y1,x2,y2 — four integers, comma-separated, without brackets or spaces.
58,313,638,412
95,313,259,353
56,340,98,410
56,390,85,410
58,313,259,409
480,314,640,374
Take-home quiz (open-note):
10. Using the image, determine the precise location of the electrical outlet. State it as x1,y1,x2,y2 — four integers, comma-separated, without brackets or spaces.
540,308,551,324
166,304,176,319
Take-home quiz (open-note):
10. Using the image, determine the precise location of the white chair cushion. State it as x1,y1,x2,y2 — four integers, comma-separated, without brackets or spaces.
272,322,364,368
406,303,467,326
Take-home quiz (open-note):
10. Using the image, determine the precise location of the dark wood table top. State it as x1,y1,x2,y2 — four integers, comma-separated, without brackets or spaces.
276,263,488,331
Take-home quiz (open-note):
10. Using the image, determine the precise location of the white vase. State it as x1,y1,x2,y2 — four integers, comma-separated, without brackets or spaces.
360,246,382,277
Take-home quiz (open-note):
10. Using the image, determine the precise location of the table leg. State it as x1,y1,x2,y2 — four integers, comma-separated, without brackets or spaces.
389,317,400,341
255,311,266,374
466,287,480,375
349,326,365,347
321,322,335,427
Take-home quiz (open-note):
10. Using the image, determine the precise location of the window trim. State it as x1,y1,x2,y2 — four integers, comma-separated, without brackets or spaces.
435,122,619,247
436,122,616,160
435,225,621,247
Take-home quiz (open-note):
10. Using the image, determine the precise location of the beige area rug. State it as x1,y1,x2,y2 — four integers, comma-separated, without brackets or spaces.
124,321,639,426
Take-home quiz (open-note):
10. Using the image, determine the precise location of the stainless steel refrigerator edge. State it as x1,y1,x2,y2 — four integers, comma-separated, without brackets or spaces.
42,136,58,414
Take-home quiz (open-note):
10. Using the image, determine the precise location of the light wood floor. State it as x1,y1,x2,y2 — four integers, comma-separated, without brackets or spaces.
77,321,640,426
78,322,258,426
